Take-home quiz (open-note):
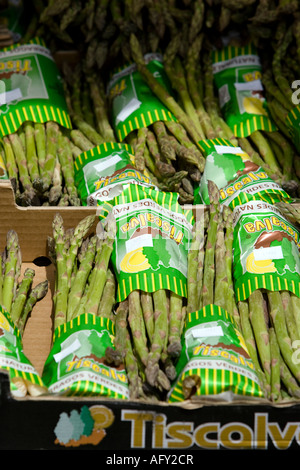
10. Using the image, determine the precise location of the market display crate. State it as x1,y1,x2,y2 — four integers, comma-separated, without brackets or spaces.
1,0,300,454
0,193,299,452
2,369,300,452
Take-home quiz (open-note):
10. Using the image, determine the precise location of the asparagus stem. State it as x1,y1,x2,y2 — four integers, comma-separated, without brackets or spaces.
167,291,183,357
238,300,269,396
2,230,19,313
248,290,271,385
201,181,220,307
145,289,169,389
10,268,35,325
269,326,281,402
16,280,49,335
130,33,204,146
128,289,149,368
140,291,155,342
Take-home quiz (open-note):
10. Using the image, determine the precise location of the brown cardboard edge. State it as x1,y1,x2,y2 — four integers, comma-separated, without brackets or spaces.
0,181,97,262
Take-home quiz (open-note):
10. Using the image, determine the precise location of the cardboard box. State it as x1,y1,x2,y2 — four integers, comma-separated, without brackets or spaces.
1,179,300,452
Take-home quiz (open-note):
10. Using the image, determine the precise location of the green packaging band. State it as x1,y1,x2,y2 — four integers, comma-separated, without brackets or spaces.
0,305,46,397
232,200,300,302
74,141,156,206
107,53,176,142
194,138,291,208
168,304,264,402
0,37,72,137
212,44,276,138
98,184,194,302
42,313,129,399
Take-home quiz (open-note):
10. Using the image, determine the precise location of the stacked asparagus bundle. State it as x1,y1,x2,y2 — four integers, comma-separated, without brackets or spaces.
48,213,116,330
2,120,81,206
0,228,49,334
238,287,300,402
187,181,237,319
184,180,300,403
243,13,300,197
182,180,241,397
106,287,187,401
63,61,203,205
35,0,212,75
30,0,300,205
97,31,208,204
0,228,48,396
62,65,117,151
125,120,204,204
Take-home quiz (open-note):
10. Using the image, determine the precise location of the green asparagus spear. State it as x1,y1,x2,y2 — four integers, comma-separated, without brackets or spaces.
2,230,20,313
10,268,35,325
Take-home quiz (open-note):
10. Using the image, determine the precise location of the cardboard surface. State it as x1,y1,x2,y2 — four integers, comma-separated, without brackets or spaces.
20,262,55,375
0,181,97,261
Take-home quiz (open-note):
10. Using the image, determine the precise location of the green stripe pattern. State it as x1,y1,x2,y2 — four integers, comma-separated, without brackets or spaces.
0,305,45,391
74,141,134,173
235,272,300,303
212,43,258,63
116,107,177,142
98,184,194,302
212,44,276,138
286,104,300,153
231,115,276,138
44,314,129,399
168,305,264,402
0,102,72,137
0,36,72,137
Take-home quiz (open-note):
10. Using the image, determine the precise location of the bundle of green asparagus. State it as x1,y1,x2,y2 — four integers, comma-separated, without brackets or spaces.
125,121,203,204
0,228,49,396
260,20,300,190
206,30,300,197
35,0,211,76
187,180,238,322
48,212,117,330
1,120,81,206
62,65,117,149
238,288,300,402
0,229,49,334
105,287,187,401
63,62,203,205
169,180,243,398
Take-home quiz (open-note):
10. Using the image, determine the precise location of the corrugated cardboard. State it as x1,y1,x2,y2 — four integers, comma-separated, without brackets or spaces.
0,180,97,262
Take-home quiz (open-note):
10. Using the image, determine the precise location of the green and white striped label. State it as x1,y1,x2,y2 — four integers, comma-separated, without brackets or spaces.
286,104,300,153
42,313,129,399
107,53,177,142
212,44,276,138
168,304,264,402
0,305,45,397
194,138,292,207
0,37,72,137
74,141,156,206
232,200,300,301
98,184,194,302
